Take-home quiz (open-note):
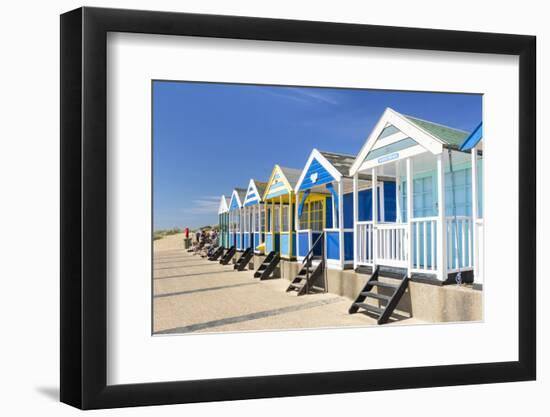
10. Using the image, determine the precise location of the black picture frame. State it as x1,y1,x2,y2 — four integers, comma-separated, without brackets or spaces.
60,6,536,410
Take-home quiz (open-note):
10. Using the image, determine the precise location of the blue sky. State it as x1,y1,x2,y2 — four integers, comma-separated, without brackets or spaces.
153,81,482,230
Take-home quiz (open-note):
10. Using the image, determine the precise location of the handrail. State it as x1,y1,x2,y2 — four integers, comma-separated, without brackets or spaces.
303,231,325,265
303,231,326,294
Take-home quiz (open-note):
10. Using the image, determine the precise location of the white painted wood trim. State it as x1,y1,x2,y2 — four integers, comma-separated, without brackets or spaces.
406,158,413,274
379,180,385,222
353,173,359,270
372,167,378,269
436,153,447,281
471,145,480,284
349,108,444,176
358,144,429,172
294,148,343,192
338,179,345,267
395,162,401,223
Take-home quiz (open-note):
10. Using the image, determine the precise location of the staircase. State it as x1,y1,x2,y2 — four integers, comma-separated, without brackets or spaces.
234,247,254,271
286,232,325,296
208,246,224,261
219,246,236,265
348,266,409,324
253,251,280,280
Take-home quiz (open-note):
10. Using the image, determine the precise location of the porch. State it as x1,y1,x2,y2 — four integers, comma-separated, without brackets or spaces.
350,108,483,283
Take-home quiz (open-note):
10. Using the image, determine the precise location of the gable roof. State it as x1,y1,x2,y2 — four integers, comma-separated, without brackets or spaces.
218,195,229,214
350,108,469,175
229,188,247,210
244,179,268,206
295,149,355,191
263,165,301,200
404,115,469,147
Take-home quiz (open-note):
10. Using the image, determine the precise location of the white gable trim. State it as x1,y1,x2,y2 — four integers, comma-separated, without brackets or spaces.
244,179,262,204
294,149,343,192
218,195,229,214
229,189,243,209
349,108,444,176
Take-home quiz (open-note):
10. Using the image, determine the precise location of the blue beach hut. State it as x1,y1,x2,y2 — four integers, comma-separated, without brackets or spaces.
294,149,396,270
242,179,268,254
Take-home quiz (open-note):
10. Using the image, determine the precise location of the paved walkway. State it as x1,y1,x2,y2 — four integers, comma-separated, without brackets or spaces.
153,234,419,334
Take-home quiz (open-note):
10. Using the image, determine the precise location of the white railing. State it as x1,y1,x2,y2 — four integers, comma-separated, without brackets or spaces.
376,223,408,268
410,217,437,273
475,219,484,283
356,221,374,265
446,216,474,272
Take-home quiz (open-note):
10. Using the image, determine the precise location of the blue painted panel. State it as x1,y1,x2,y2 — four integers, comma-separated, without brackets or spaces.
343,192,353,229
358,188,372,222
253,233,261,250
383,181,397,222
325,196,333,228
281,233,290,257
459,122,482,151
312,232,322,256
299,157,336,191
243,234,250,249
265,234,273,253
236,233,242,250
266,187,290,199
244,198,259,207
344,231,354,261
229,195,240,210
357,188,387,222
298,231,309,257
274,234,281,252
326,231,340,260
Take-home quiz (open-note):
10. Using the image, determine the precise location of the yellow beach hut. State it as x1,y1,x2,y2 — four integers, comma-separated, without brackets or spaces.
262,165,301,259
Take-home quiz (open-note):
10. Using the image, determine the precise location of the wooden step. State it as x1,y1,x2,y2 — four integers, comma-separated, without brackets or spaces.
288,282,305,289
353,303,384,315
368,280,398,290
361,292,392,302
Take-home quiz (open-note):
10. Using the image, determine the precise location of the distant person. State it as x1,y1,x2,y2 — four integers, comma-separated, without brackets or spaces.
184,227,189,239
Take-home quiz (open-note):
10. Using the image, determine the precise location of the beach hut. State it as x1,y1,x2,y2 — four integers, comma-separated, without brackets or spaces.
294,149,397,270
228,188,247,251
349,107,483,283
262,165,301,259
243,179,268,254
217,195,230,248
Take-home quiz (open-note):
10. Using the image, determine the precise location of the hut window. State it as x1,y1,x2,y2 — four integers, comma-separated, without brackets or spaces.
274,206,280,231
445,168,472,216
261,207,266,231
282,205,289,232
267,207,272,232
299,203,310,229
310,200,323,231
254,206,263,232
413,176,436,218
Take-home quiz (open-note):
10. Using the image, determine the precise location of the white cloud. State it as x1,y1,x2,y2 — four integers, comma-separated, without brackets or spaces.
259,86,341,106
187,196,220,214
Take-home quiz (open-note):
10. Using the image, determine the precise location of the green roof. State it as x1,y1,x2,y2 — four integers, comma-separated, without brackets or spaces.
404,115,469,148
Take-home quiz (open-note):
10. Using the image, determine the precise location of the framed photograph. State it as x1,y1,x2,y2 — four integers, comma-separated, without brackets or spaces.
60,6,536,409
